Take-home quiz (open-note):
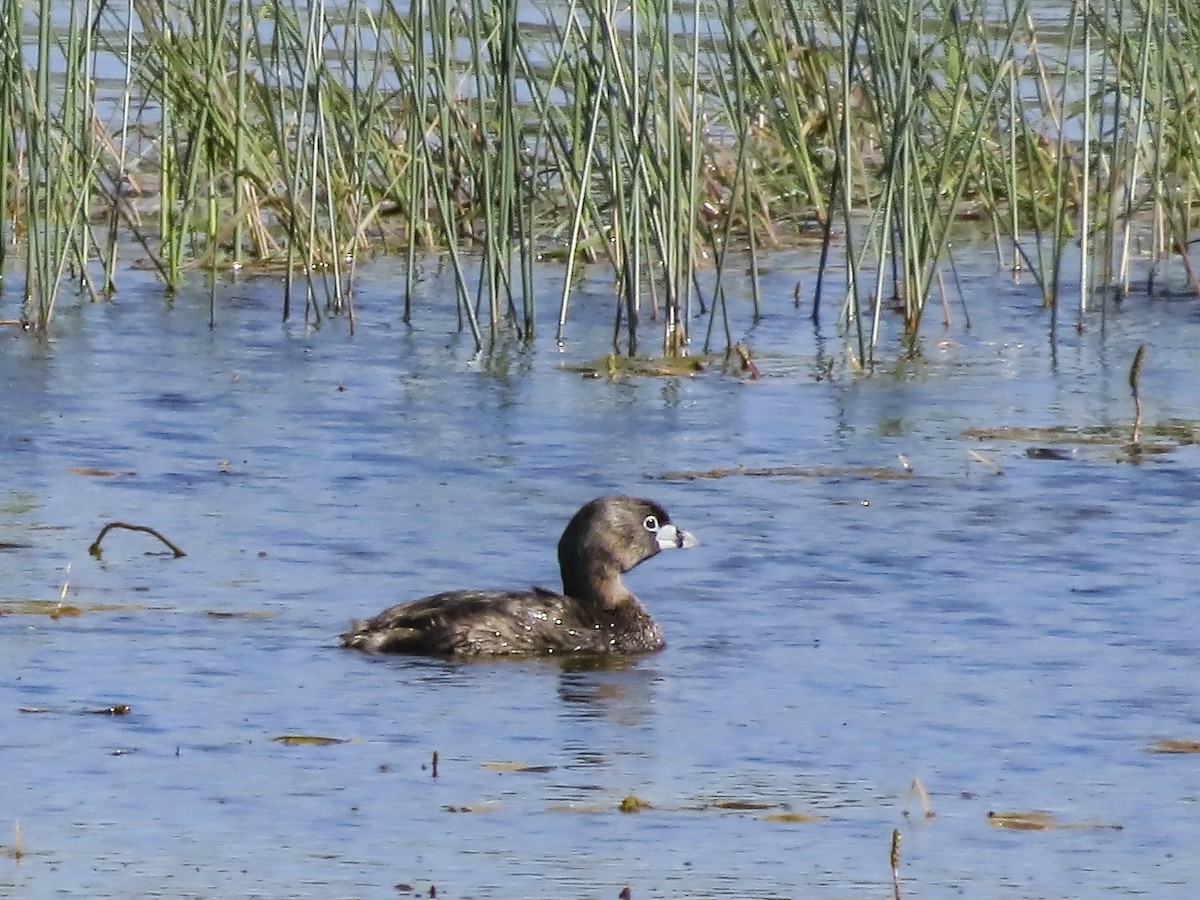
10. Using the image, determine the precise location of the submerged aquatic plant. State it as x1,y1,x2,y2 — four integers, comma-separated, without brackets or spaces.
0,0,1197,359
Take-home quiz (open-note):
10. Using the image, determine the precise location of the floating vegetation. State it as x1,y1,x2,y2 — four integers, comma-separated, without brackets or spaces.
1146,738,1200,754
6,0,1200,361
987,810,1062,831
0,600,146,617
965,422,1200,446
88,521,186,559
443,804,499,814
966,421,1195,462
481,762,556,774
546,794,823,819
204,610,279,620
986,810,1121,831
658,464,914,482
618,795,653,813
709,799,775,811
271,735,351,747
19,703,131,715
707,797,824,821
761,811,826,824
67,467,137,478
562,354,707,380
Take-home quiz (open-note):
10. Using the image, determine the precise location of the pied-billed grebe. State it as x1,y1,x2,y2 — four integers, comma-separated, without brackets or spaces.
339,496,697,657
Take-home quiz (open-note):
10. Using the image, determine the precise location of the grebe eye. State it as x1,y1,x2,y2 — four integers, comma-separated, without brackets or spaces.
642,515,659,531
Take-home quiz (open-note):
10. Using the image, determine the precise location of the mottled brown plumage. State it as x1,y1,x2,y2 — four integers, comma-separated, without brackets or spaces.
339,496,697,658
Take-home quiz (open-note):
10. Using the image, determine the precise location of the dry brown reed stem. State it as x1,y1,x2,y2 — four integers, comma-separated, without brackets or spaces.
88,522,187,559
967,449,1004,476
1129,343,1146,446
890,827,902,900
909,777,935,818
53,564,72,618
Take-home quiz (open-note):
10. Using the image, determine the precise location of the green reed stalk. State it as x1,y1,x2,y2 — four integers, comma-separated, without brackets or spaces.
426,0,480,347
1077,8,1093,326
497,0,531,338
678,0,704,350
469,0,501,336
1003,73,1019,273
1144,0,1199,298
154,0,178,285
0,0,1192,352
232,0,250,271
399,0,425,321
0,0,15,284
1093,1,1121,289
727,0,760,323
557,44,607,345
1144,0,1167,295
298,0,327,320
63,0,90,282
1125,3,1156,296
838,1,866,360
26,0,62,327
1047,1,1085,338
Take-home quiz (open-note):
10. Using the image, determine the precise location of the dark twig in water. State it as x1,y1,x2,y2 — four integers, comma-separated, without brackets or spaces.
431,750,439,779
88,522,186,559
1129,343,1146,445
890,828,902,900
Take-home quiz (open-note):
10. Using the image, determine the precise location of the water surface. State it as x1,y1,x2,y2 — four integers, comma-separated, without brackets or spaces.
3,254,1200,898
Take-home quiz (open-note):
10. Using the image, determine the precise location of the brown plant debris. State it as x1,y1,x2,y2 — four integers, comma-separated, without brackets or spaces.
562,354,706,379
481,761,555,773
1146,738,1200,754
271,735,350,746
987,810,1060,830
761,811,826,823
987,810,1122,831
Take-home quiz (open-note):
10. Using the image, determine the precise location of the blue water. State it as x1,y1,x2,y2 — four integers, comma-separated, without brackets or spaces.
3,254,1200,898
